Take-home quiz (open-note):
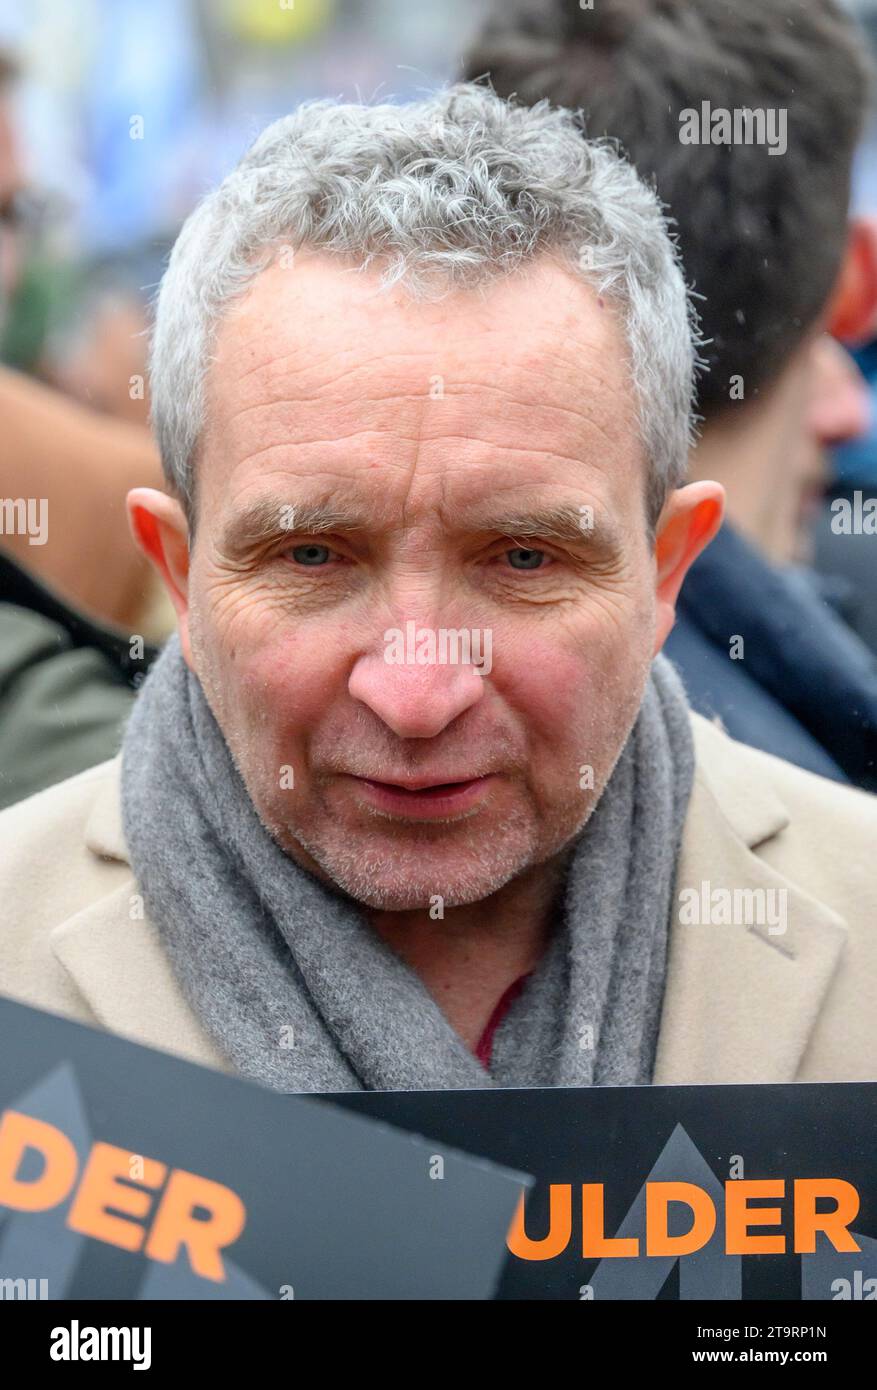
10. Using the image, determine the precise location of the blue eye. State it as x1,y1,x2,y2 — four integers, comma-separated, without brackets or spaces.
291,544,332,566
507,547,546,570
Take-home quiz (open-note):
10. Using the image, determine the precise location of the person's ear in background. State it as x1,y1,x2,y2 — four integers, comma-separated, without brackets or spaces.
826,216,877,346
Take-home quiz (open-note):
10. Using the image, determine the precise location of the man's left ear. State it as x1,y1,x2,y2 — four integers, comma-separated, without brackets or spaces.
653,481,724,655
826,218,877,344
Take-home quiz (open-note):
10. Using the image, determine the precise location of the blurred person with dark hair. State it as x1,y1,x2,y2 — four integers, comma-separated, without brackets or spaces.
464,0,877,789
0,47,163,809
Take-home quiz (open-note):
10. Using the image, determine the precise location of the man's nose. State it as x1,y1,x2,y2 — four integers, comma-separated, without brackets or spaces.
808,336,872,449
348,636,486,738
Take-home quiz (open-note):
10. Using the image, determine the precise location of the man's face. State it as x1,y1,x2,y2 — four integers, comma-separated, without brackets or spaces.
774,334,870,566
182,252,660,910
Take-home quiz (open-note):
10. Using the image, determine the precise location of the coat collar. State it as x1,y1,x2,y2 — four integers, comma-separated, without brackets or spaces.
50,760,229,1072
50,718,849,1086
652,715,847,1084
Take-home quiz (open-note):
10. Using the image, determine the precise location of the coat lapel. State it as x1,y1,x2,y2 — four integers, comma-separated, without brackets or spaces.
48,761,230,1073
653,717,849,1084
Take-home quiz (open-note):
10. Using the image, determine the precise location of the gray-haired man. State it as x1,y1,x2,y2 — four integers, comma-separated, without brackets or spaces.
1,85,875,1090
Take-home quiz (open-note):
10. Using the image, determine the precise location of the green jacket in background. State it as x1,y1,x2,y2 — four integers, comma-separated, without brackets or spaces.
0,554,157,810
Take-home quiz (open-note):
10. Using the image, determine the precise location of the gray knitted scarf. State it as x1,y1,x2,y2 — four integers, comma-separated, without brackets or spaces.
120,635,694,1094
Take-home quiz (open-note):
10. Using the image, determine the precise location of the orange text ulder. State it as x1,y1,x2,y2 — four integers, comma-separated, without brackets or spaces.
0,1109,246,1281
507,1180,861,1261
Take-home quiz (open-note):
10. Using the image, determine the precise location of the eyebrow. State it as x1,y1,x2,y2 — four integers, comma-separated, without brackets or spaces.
219,498,369,555
465,503,624,552
219,495,623,556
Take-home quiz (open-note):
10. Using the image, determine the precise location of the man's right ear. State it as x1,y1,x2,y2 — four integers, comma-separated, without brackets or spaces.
127,488,193,663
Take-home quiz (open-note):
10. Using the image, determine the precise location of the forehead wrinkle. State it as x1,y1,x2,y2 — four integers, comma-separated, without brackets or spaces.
220,429,431,478
218,381,632,468
209,301,637,485
215,276,629,406
217,387,449,436
225,340,625,415
208,326,644,534
210,361,642,533
229,343,439,397
217,425,633,524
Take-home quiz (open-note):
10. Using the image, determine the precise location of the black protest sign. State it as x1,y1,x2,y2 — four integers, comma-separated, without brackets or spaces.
0,998,530,1300
328,1081,877,1300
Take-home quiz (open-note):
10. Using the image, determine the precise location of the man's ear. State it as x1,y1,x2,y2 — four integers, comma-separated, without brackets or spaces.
127,487,194,666
653,481,724,655
826,218,877,345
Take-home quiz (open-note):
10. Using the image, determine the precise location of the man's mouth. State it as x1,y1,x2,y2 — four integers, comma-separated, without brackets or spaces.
348,773,496,821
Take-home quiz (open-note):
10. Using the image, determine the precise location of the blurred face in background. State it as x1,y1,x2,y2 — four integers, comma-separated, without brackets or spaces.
692,329,872,569
776,333,871,568
55,292,152,427
780,333,870,567
0,88,24,330
803,333,871,481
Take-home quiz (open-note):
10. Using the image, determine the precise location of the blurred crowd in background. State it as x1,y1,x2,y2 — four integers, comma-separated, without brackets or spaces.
0,0,488,640
1,0,490,413
1,0,877,808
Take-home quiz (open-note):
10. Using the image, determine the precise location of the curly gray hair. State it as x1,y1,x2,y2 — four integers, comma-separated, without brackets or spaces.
149,82,699,527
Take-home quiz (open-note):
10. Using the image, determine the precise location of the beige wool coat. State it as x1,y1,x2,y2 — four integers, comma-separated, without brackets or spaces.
1,712,875,1086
